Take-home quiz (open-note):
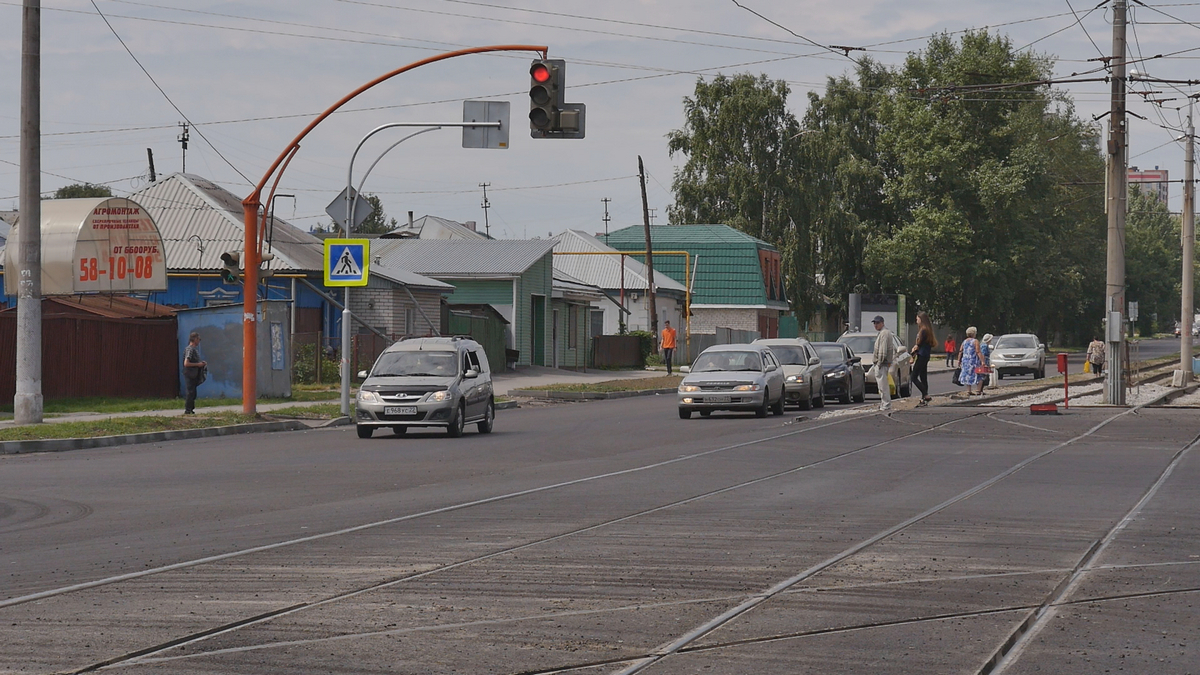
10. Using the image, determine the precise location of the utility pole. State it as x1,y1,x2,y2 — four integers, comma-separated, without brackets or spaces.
146,147,157,183
178,122,189,173
1182,98,1196,383
639,156,658,340
479,182,491,237
15,0,42,425
1104,0,1128,405
601,197,611,237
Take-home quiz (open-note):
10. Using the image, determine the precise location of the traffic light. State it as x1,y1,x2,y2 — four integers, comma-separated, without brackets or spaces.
220,250,241,285
528,58,585,139
259,252,275,280
529,59,562,132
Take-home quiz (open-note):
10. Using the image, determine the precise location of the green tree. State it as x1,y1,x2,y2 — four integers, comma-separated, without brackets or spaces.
666,74,813,314
1126,186,1181,335
53,183,112,199
862,31,1104,342
356,193,398,235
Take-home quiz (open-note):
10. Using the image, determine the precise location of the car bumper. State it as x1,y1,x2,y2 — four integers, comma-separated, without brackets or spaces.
678,390,765,411
822,376,850,396
355,399,457,428
993,358,1041,374
783,382,810,403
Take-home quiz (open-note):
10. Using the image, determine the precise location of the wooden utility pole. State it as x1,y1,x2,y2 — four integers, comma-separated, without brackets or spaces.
1104,0,1128,404
639,156,658,342
15,0,43,425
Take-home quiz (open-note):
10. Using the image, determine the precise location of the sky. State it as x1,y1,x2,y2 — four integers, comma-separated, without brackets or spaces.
2,0,1199,241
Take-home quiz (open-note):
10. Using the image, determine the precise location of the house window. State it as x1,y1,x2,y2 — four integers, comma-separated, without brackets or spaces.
568,306,577,349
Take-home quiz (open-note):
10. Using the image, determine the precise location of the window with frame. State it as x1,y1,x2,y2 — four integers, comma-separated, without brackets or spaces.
466,350,482,373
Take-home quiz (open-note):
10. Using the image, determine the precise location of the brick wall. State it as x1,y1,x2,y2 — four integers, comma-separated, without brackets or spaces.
349,285,444,337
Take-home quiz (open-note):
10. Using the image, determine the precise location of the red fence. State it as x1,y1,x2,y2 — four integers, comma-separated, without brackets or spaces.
0,315,179,402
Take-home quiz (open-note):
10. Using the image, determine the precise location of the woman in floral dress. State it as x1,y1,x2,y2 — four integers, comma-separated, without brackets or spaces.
958,327,984,395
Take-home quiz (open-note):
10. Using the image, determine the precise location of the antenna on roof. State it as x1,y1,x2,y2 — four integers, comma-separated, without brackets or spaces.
479,182,491,237
177,122,189,173
601,197,611,237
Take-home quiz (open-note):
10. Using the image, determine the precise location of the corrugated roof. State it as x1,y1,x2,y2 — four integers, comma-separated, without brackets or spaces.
371,239,555,277
551,229,687,294
129,173,325,273
603,224,787,307
385,215,489,240
371,264,455,291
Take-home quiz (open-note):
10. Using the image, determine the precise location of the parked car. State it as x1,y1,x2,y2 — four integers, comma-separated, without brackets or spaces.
990,333,1046,379
677,344,786,419
836,331,911,397
753,338,825,410
354,336,495,438
812,341,866,404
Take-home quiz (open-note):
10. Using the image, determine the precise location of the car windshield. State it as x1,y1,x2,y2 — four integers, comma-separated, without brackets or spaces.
995,336,1038,350
692,351,763,372
815,345,847,363
371,351,458,377
765,345,808,365
839,336,875,355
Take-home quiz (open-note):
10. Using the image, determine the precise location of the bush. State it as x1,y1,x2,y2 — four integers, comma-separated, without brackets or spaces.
627,330,656,363
293,343,340,384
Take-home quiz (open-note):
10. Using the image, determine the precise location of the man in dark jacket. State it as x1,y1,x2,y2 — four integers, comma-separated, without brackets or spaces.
182,332,207,414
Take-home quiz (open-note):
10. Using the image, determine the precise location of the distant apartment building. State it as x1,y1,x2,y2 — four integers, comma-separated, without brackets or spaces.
1128,166,1169,205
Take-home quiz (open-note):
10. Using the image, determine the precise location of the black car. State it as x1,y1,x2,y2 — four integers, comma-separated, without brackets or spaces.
812,342,866,404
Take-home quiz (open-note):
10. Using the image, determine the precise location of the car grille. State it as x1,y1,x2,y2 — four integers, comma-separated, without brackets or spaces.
373,390,433,403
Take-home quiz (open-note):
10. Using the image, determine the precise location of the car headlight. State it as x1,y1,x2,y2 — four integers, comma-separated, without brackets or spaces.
785,375,801,383
733,384,761,391
428,390,451,402
826,369,847,379
357,390,382,404
679,384,701,392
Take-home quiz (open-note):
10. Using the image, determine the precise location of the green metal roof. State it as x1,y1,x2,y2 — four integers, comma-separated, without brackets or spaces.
603,224,787,307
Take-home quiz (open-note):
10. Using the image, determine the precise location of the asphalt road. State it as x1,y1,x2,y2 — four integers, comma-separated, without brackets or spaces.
2,393,1198,674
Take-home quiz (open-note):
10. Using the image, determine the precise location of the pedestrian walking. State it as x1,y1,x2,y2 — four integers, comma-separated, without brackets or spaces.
660,320,678,375
979,333,994,392
911,312,935,404
944,334,957,368
871,315,897,411
182,331,207,414
958,327,985,396
1086,336,1106,376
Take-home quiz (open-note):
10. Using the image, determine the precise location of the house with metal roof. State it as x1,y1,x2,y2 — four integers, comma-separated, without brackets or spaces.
370,238,556,367
128,173,453,344
386,214,489,240
550,269,606,370
604,224,789,340
551,229,687,337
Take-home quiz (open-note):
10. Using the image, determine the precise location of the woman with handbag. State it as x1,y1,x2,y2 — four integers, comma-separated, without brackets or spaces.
957,327,986,396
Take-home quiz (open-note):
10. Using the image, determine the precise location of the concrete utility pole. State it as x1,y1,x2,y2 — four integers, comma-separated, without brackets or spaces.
15,0,43,425
479,182,490,237
639,156,658,341
1104,0,1128,405
1182,100,1196,382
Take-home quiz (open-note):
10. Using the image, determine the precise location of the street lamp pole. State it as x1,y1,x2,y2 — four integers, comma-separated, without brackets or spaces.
240,45,547,415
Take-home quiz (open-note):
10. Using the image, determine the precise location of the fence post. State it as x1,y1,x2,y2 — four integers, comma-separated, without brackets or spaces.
316,331,322,384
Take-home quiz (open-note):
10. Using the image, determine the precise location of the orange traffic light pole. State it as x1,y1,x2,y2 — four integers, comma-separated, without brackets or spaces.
240,45,548,415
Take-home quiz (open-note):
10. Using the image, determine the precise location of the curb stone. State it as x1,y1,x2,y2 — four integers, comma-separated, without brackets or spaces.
507,387,675,401
0,420,309,455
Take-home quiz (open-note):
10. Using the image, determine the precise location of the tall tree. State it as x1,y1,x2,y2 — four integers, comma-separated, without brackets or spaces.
1125,186,1181,335
53,183,112,199
667,74,813,314
356,194,398,235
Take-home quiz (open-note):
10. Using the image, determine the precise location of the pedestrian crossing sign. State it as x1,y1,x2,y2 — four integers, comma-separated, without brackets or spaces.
324,238,370,287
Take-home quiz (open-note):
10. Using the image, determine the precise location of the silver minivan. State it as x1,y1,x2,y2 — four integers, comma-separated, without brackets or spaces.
355,336,495,438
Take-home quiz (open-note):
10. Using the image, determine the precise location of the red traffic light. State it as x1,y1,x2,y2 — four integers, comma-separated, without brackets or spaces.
531,62,551,83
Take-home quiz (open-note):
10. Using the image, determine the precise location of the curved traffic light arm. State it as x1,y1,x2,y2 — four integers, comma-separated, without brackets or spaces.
238,44,549,415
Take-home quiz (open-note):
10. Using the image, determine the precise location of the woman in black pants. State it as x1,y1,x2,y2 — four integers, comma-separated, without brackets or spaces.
910,312,934,404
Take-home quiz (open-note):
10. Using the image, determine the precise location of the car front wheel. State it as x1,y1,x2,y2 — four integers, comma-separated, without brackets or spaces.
478,399,495,434
679,408,692,419
447,403,465,437
756,390,769,418
356,425,373,439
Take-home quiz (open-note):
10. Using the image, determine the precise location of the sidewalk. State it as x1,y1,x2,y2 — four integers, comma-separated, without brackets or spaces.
0,399,340,428
492,365,661,396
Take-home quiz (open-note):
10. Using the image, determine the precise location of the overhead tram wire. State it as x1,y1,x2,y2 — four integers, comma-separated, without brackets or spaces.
88,0,252,187
728,0,864,63
1015,0,1110,52
1065,0,1109,56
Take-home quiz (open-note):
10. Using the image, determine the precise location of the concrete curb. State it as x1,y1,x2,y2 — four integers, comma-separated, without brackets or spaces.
496,400,521,410
0,420,309,455
508,387,676,401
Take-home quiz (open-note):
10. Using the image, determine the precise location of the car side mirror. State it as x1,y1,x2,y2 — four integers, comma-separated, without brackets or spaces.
766,363,778,372
680,365,691,373
1039,344,1045,350
808,356,821,366
850,356,862,364
357,370,368,379
465,368,479,379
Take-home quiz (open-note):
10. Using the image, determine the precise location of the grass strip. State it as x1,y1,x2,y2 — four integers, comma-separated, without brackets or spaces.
0,389,341,415
0,412,259,442
520,375,682,393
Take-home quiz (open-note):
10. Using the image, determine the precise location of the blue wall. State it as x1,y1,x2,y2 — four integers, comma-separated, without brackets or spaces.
176,301,292,399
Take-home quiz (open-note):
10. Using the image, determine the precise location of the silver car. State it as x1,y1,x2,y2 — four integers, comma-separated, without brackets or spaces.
991,333,1046,379
677,344,786,419
753,338,825,410
355,336,495,438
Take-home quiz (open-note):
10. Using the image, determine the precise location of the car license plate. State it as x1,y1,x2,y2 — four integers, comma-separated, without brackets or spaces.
705,395,731,404
385,406,417,416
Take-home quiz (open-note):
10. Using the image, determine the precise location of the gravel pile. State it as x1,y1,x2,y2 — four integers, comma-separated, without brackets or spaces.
979,383,1099,407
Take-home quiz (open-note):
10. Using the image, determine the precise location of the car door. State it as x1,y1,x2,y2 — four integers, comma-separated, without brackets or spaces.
893,335,910,382
764,350,784,401
461,350,482,418
804,344,822,399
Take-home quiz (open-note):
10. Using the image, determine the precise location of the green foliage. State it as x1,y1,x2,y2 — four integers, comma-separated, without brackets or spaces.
53,183,112,199
627,330,657,363
1126,186,1183,335
357,194,399,234
292,342,340,384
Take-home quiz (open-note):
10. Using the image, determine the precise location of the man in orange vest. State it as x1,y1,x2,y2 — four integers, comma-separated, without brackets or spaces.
660,320,678,374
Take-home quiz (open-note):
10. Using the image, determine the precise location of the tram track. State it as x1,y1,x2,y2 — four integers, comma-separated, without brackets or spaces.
54,408,992,673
